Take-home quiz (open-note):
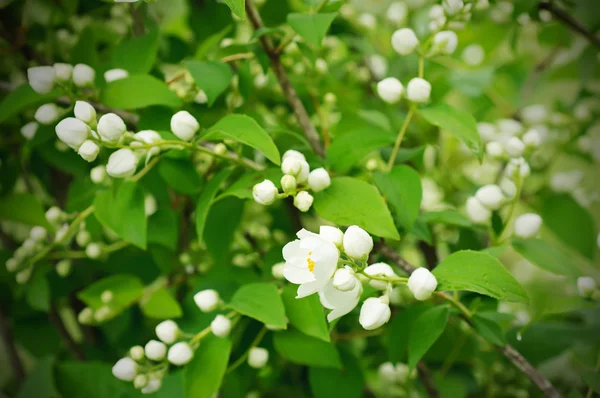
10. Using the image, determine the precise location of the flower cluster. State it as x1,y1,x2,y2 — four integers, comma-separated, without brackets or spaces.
4,225,49,284
252,150,331,212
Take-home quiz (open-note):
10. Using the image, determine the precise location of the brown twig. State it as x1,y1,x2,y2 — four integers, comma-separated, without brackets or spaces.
129,3,145,37
0,306,25,384
417,363,440,398
538,1,600,49
49,304,85,360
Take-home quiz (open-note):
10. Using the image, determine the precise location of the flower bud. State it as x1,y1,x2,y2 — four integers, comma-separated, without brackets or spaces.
505,137,525,157
213,142,227,155
391,28,419,55
307,168,331,192
27,66,55,94
93,307,110,322
56,259,72,277
432,30,458,55
34,103,60,125
364,262,396,290
475,184,504,210
506,157,530,179
77,307,93,324
522,129,541,148
133,374,148,389
130,345,145,361
387,2,408,24
443,0,464,15
319,225,344,247
86,242,102,259
141,378,161,394
54,63,73,82
499,178,517,199
145,340,167,361
378,362,397,383
16,268,32,284
211,314,232,338
332,268,357,292
406,78,431,103
155,320,180,344
133,130,162,146
359,297,391,330
407,268,438,300
461,44,484,66
55,117,90,149
521,104,547,124
577,276,597,298
30,226,47,241
98,113,126,142
104,68,129,83
170,111,199,141
315,58,328,74
45,206,62,223
514,213,542,239
112,357,137,381
281,156,303,176
282,150,306,162
78,140,100,162
90,165,107,184
281,175,297,194
272,262,285,279
21,122,38,140
486,141,504,158
76,230,91,247
248,347,269,369
72,63,95,87
194,289,220,312
293,191,314,212
145,194,157,216
377,77,403,104
106,148,138,178
466,196,491,223
167,342,193,366
74,101,96,125
252,179,278,205
101,290,113,303
343,225,373,259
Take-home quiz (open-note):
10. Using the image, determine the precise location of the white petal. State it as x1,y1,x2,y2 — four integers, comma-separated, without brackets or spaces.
283,263,316,284
296,280,321,298
319,280,363,322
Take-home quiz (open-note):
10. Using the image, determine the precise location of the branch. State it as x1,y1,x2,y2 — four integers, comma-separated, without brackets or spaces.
0,306,25,385
538,1,600,49
129,3,145,37
417,363,440,398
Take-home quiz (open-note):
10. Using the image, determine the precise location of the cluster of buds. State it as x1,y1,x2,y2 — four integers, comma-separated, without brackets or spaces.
577,277,600,300
4,225,49,284
429,0,475,32
78,289,117,324
252,150,331,213
378,361,416,386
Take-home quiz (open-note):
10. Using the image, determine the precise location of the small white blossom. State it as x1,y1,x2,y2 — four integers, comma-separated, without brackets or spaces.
168,342,193,366
28,66,55,94
21,122,38,140
211,315,232,337
514,213,542,239
98,113,126,142
432,31,458,55
130,345,145,361
141,378,161,394
505,137,525,157
78,140,100,162
46,206,63,223
461,44,484,66
171,111,199,141
466,196,491,223
72,63,95,87
34,104,60,125
155,320,180,344
30,226,47,241
475,184,504,210
406,78,431,103
145,340,167,361
343,225,373,260
332,267,357,292
578,277,597,298
106,148,138,178
74,101,96,125
112,357,137,381
359,297,391,330
86,243,102,259
144,194,157,216
252,179,278,205
486,141,504,158
194,289,220,312
55,117,90,149
319,226,344,248
364,263,396,290
391,28,419,55
377,78,403,104
407,268,438,300
248,347,269,368
90,165,107,184
281,175,297,193
307,168,330,192
294,191,314,212
54,63,73,82
104,68,129,82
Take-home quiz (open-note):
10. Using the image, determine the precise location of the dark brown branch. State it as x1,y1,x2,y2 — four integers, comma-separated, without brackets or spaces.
417,363,440,398
129,3,145,37
538,1,600,48
0,306,25,384
48,304,85,360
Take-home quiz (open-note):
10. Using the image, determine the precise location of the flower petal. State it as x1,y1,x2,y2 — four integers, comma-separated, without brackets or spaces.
284,263,316,284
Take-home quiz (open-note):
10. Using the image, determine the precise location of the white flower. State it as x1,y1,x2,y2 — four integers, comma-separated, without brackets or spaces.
486,141,504,158
20,122,38,141
359,297,391,330
171,111,199,141
78,140,100,162
521,104,547,124
432,31,458,55
343,225,373,260
104,68,129,82
211,315,232,337
550,170,584,193
141,378,161,394
155,320,180,344
477,122,497,142
499,178,517,198
248,347,269,368
30,226,47,241
282,229,339,298
377,78,403,104
387,2,408,24
578,277,597,298
282,150,306,162
367,54,389,80
193,289,220,312
466,196,491,223
281,175,297,193
130,345,145,361
319,226,343,248
497,119,523,136
475,184,504,210
407,268,438,300
133,130,162,146
379,362,398,383
168,342,193,366
364,263,396,290
72,63,95,87
45,206,63,223
28,66,55,94
332,267,357,292
461,44,484,66
90,165,107,184
523,129,541,147
391,28,419,55
98,113,126,142
106,148,138,178
145,340,167,361
54,63,73,82
34,104,60,125
406,78,431,103
294,191,314,212
320,275,363,322
74,101,96,124
505,137,525,157
134,375,147,389
514,213,542,239
55,117,90,149
307,168,330,192
253,179,278,205
281,156,303,176
86,243,102,259
112,357,137,381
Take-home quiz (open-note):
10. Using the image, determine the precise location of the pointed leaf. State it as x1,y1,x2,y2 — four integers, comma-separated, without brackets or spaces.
374,165,422,233
196,169,233,242
223,0,245,20
408,306,449,368
184,336,231,398
274,329,341,369
101,75,181,109
282,285,330,342
287,13,337,47
229,283,287,328
185,61,233,106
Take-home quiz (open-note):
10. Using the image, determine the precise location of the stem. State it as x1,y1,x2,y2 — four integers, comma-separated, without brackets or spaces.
0,306,25,384
130,3,144,37
418,56,424,78
190,310,237,346
417,362,440,398
387,107,415,171
496,175,522,244
433,291,472,318
130,156,161,182
359,271,408,284
220,52,255,63
226,326,268,374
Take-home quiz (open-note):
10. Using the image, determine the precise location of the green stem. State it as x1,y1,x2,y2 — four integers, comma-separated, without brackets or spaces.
418,56,424,78
359,271,408,284
130,156,161,182
387,107,415,171
226,326,268,374
495,176,523,244
434,291,472,318
189,310,237,346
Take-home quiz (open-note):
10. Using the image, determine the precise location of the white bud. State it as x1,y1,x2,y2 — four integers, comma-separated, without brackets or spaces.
252,179,278,205
21,122,38,140
194,289,220,312
27,66,55,94
521,104,547,124
506,157,530,179
282,150,306,162
293,191,314,212
133,130,162,146
307,168,330,192
332,267,357,292
387,2,408,24
74,101,96,125
466,196,491,223
550,170,583,193
248,347,269,369
281,157,303,176
130,345,145,361
170,111,199,141
577,277,597,298
377,77,404,104
98,113,126,142
55,117,90,149
72,63,95,87
475,184,504,210
94,306,111,322
359,297,391,330
145,194,157,216
45,206,63,223
16,268,32,284
319,225,344,247
272,262,285,279
391,28,419,55
486,141,504,158
522,129,541,148
6,258,18,272
54,63,73,82
156,320,180,344
358,13,376,30
407,268,438,300
461,44,484,66
195,90,208,104
443,0,464,15
499,178,517,198
90,165,107,184
77,307,93,324
54,224,70,243
101,290,114,303
497,118,523,136
213,143,227,155
34,104,60,125
141,378,161,394
406,78,431,103
315,58,328,74
104,68,129,83
432,31,458,55
343,225,373,259
74,231,91,247
30,226,47,241
86,243,102,259
364,262,396,290
505,137,525,157
133,374,148,389
107,148,138,178
280,175,297,193
168,342,193,366
78,140,100,162
514,213,542,239
145,340,167,361
211,315,232,338
112,357,138,381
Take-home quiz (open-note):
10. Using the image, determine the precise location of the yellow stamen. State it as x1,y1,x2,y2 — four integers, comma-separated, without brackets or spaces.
307,257,315,272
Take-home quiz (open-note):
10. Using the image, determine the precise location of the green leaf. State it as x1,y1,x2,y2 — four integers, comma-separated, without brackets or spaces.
273,329,341,369
309,351,364,398
388,305,430,362
0,84,60,123
203,114,281,165
101,75,181,109
56,362,142,398
158,158,203,195
281,285,330,342
26,273,50,312
148,208,179,250
140,288,183,319
223,0,245,19
17,358,58,398
374,165,422,233
111,28,160,74
196,169,232,242
77,274,144,321
408,306,449,368
287,12,337,47
420,210,473,228
512,238,580,276
0,193,51,228
326,127,394,172
205,197,244,265
314,177,400,240
229,283,287,328
185,61,233,106
418,103,483,160
432,250,528,303
471,314,506,346
185,336,232,398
